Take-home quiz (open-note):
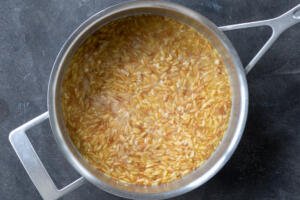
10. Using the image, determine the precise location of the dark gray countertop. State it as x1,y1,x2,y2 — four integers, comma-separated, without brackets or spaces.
1,0,299,199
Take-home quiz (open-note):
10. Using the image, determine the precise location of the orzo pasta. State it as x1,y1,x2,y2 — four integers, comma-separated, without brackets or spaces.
62,15,231,186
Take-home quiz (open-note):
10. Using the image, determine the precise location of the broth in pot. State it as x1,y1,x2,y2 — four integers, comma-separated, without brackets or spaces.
62,15,231,186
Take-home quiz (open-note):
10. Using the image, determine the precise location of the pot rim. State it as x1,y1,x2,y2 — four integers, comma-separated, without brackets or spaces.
48,1,248,199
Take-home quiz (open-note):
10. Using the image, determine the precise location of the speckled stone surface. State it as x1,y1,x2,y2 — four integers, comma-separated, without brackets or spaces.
1,0,299,199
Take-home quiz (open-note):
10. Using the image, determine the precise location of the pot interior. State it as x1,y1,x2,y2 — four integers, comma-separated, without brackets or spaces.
48,1,248,199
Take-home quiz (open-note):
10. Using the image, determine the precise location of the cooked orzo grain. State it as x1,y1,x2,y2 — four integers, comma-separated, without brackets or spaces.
62,15,231,186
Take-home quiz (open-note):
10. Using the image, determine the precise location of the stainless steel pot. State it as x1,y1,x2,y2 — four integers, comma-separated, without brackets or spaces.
9,1,300,200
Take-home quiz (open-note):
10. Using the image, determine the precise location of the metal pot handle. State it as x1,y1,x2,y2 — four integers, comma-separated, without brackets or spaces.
219,4,300,74
9,112,86,200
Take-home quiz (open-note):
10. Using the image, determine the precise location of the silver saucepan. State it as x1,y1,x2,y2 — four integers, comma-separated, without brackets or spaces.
9,1,300,199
